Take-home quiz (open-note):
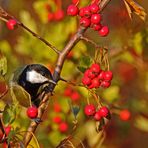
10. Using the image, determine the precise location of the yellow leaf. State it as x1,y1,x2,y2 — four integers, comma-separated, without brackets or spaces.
124,0,146,21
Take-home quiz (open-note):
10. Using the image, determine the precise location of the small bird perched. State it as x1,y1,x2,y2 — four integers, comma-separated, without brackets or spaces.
10,64,56,107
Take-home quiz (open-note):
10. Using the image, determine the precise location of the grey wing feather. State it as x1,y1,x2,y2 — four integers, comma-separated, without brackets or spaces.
9,66,26,87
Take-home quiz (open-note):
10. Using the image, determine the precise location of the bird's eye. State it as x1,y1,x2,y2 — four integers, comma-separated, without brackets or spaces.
42,73,45,76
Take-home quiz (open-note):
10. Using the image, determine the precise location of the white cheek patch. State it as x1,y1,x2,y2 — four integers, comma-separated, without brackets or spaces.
26,70,48,84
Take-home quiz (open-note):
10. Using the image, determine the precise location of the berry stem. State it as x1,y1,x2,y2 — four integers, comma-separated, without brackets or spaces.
80,36,100,49
87,91,90,105
105,53,110,71
94,48,100,63
0,85,8,99
56,0,62,10
75,0,80,6
0,16,7,22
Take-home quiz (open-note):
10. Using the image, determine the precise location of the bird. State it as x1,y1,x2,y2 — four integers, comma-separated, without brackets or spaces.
10,64,56,107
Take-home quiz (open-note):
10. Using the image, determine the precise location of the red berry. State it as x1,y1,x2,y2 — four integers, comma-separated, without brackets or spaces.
90,3,100,13
53,116,62,124
90,63,101,74
88,83,94,89
0,130,3,140
64,87,73,96
67,4,79,16
99,26,109,37
94,111,102,121
79,7,91,17
79,8,85,17
87,70,96,79
82,76,91,85
91,14,101,24
91,78,100,88
104,71,113,81
92,23,102,31
84,69,90,77
4,125,11,136
53,103,61,112
67,51,73,59
119,109,131,121
71,91,80,101
97,70,105,80
101,81,111,88
80,17,91,27
99,106,109,117
27,106,38,119
54,10,64,21
2,142,7,148
6,19,17,30
84,104,96,116
59,122,68,132
48,13,54,21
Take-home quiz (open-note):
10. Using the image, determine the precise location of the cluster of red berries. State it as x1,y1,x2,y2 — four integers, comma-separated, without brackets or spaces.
6,19,17,30
52,116,69,133
84,104,110,121
52,102,68,133
64,87,80,101
26,106,38,119
47,9,65,22
82,63,113,89
45,2,64,22
67,2,109,36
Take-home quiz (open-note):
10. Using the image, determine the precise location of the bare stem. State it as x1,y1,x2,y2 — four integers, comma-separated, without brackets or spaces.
80,36,100,48
0,7,60,54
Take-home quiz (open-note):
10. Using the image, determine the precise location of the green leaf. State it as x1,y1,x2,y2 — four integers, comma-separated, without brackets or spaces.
134,115,148,132
2,104,16,125
0,52,7,76
71,106,80,118
48,131,64,146
7,127,20,143
77,56,92,73
133,32,143,55
11,85,31,108
77,66,87,73
33,1,49,23
102,86,120,103
20,11,37,32
120,51,134,63
98,118,105,131
80,56,92,67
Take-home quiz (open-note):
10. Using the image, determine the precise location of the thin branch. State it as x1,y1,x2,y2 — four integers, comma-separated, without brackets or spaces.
100,0,111,11
80,36,100,48
18,22,61,54
0,85,8,99
0,7,60,54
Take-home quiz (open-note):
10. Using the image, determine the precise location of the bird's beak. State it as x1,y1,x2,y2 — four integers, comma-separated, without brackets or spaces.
48,80,56,84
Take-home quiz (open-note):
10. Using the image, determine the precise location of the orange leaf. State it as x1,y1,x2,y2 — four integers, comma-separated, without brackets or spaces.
124,0,146,21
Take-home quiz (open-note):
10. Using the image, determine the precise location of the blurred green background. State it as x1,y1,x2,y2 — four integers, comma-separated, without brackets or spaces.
0,0,148,147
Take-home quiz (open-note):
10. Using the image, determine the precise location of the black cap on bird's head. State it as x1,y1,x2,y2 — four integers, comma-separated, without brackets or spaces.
11,64,56,107
24,64,55,84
